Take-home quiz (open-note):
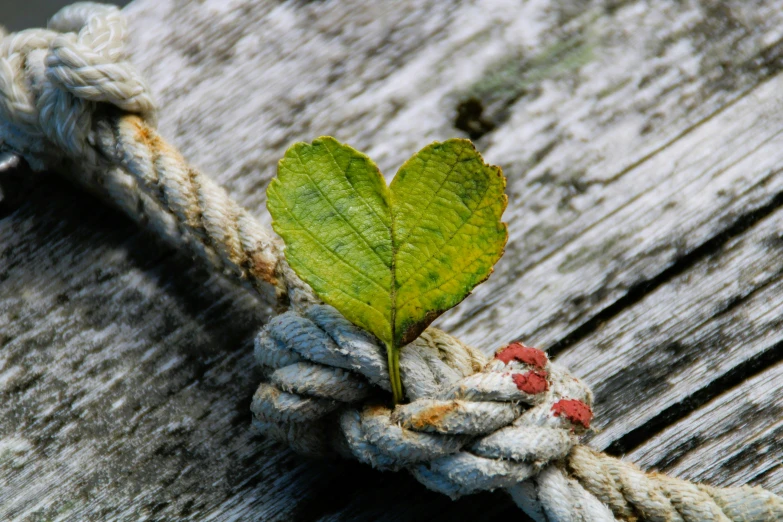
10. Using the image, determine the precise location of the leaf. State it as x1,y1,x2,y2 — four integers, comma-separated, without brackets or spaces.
267,137,507,402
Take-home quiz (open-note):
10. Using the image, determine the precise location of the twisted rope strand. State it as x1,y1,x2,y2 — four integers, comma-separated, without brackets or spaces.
1,2,305,305
1,3,781,521
96,114,289,300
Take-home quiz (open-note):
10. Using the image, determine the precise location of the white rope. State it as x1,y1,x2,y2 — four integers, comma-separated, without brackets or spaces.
0,2,154,169
0,2,302,304
252,306,783,521
1,4,782,521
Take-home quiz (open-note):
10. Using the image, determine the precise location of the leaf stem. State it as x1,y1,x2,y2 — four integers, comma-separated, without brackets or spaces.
386,342,404,404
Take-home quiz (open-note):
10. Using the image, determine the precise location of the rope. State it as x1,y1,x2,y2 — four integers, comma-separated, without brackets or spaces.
1,4,781,521
252,307,782,522
0,1,306,305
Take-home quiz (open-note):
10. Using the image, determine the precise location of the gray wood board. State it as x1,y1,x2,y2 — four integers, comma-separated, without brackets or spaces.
1,0,782,520
629,358,783,493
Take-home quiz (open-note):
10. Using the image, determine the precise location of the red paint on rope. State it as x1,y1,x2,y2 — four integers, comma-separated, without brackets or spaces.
495,342,548,368
512,371,549,394
552,399,593,428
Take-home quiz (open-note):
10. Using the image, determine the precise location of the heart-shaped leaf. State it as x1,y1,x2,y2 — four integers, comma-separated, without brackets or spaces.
267,137,507,402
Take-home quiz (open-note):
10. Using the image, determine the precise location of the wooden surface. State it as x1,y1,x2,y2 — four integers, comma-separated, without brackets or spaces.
2,0,783,519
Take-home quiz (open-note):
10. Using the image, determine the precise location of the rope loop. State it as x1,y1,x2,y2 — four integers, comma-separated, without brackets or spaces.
0,2,155,170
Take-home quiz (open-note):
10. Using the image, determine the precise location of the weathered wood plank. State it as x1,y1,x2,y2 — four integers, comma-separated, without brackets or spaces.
2,0,783,519
555,189,783,451
437,2,783,349
629,359,783,492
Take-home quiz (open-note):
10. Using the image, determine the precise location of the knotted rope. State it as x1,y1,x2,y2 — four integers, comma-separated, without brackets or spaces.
253,306,782,521
0,2,298,304
1,4,781,521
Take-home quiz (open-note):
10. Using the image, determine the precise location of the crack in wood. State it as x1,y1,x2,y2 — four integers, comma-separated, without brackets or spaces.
603,340,783,456
549,185,783,358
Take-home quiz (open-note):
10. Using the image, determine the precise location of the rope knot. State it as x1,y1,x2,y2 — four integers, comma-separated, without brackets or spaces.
250,308,783,520
0,2,155,170
251,305,593,498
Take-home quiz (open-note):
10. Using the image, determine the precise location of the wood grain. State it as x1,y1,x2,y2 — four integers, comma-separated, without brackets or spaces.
2,0,782,519
629,359,783,493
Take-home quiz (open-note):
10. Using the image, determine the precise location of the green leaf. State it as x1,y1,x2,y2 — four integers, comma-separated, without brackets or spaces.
267,137,507,402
